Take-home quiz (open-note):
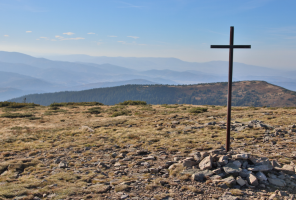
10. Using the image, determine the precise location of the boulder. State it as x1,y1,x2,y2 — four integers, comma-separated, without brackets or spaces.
256,171,267,181
236,176,246,186
191,170,214,182
247,174,259,186
222,176,236,186
248,164,273,172
223,163,242,175
232,153,249,160
232,161,242,168
199,156,212,170
268,178,286,187
275,165,295,175
218,155,229,166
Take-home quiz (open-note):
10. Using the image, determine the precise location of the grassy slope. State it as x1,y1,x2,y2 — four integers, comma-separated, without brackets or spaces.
8,81,296,107
0,103,295,198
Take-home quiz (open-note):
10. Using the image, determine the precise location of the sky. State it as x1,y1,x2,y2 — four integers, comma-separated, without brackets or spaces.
0,0,296,69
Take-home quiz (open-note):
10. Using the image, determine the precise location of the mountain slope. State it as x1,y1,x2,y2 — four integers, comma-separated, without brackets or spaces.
9,81,296,107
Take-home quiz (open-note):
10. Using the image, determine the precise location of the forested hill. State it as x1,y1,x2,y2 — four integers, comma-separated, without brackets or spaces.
9,81,296,107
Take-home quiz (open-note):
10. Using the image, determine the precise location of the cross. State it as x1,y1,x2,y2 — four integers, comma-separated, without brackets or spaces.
211,26,251,152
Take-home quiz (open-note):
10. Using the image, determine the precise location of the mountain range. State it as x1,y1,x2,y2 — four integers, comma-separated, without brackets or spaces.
0,51,296,101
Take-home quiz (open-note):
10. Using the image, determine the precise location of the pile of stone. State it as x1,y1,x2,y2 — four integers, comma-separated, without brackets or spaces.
172,149,296,190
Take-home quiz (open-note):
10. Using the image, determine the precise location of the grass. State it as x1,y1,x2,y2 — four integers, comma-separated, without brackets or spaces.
0,113,33,118
0,103,295,199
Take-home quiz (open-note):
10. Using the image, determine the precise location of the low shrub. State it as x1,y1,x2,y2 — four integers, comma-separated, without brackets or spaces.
111,110,131,117
0,102,39,108
85,107,102,114
1,113,33,118
118,100,147,105
188,107,207,114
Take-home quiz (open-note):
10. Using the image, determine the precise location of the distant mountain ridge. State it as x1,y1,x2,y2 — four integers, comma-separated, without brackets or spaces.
9,81,296,107
1,51,296,101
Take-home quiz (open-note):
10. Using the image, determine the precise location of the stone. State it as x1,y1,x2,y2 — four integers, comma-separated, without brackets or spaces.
200,152,210,159
182,159,197,168
268,178,286,187
98,162,108,169
218,155,229,166
81,126,94,132
232,154,249,160
191,170,214,182
271,160,281,168
236,176,245,186
199,156,212,170
136,150,149,155
213,168,222,175
248,164,273,172
121,194,129,199
269,194,278,200
256,171,267,181
58,161,68,169
222,176,236,186
220,195,239,200
277,191,288,196
232,161,242,168
149,168,159,173
247,174,259,186
142,156,155,160
223,163,242,175
275,165,295,175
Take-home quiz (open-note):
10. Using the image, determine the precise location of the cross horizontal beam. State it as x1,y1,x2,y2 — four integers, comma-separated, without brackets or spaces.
211,45,251,48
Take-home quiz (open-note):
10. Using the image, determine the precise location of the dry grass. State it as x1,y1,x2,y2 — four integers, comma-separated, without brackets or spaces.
0,103,296,199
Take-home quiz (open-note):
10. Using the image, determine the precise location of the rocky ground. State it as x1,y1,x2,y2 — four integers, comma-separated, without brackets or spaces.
0,103,296,200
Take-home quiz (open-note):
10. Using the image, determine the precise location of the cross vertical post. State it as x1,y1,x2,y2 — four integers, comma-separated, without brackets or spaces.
210,26,251,152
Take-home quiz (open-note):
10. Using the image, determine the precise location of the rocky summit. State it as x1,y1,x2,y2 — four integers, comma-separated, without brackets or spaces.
0,102,296,199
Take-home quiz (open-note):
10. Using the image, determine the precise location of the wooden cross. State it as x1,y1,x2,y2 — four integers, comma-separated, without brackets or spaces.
211,26,251,152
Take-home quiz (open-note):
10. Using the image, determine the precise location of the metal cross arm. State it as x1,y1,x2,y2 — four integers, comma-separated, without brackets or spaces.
211,45,251,48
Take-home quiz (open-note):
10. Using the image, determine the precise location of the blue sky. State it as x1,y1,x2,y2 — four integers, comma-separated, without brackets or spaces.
0,0,296,69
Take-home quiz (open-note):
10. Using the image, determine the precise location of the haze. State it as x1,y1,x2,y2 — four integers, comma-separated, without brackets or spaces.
1,0,296,70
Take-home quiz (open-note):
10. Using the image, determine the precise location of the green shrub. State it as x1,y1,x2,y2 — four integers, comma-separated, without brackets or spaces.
85,107,102,114
111,110,131,117
1,113,34,118
188,107,207,114
49,102,104,107
118,100,147,105
0,102,39,108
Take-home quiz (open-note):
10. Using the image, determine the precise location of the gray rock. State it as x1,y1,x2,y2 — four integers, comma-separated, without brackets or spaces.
218,155,229,166
213,168,222,175
232,160,242,168
222,176,236,186
223,163,242,175
277,191,288,197
182,159,197,168
191,170,214,182
142,155,155,160
271,160,281,168
247,174,259,186
219,195,239,200
232,153,249,160
268,178,286,187
58,161,68,169
256,171,267,181
149,168,159,173
121,194,129,199
275,165,295,175
248,164,273,172
199,156,212,170
236,176,246,186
